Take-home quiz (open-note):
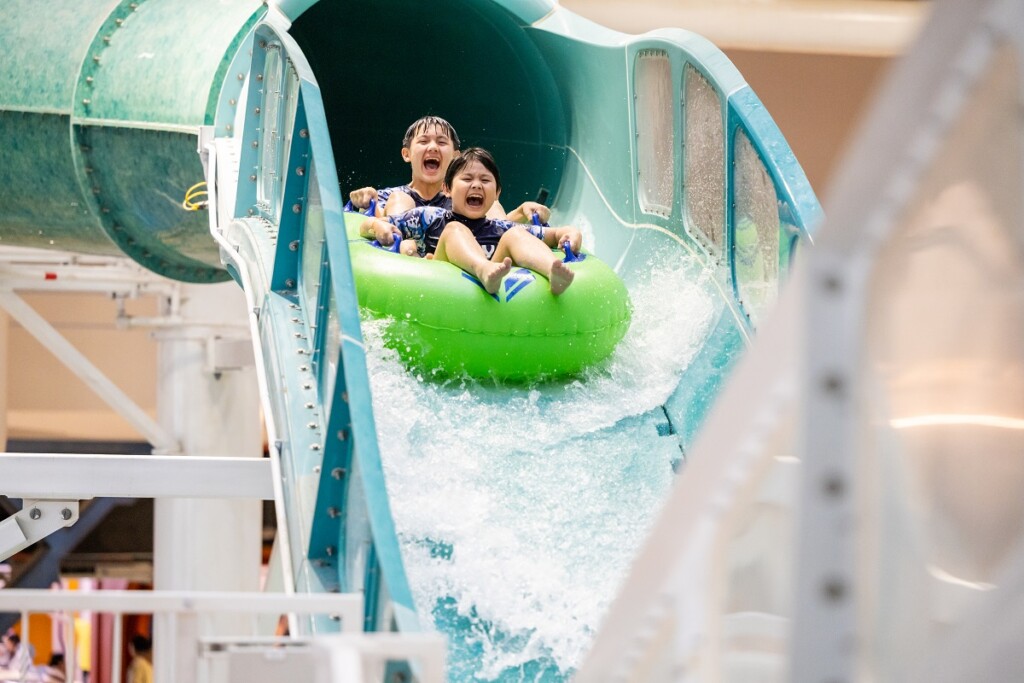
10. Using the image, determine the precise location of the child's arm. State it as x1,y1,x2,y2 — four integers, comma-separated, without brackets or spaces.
359,217,401,246
541,225,583,254
504,202,551,225
350,187,379,211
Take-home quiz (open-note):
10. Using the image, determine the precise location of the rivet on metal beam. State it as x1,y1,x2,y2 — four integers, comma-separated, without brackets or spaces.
292,204,302,214
295,166,305,176
256,73,263,82
285,278,296,288
327,507,340,519
29,508,41,520
249,175,257,182
299,129,308,138
331,468,345,480
289,240,299,251
310,443,321,451
61,508,72,521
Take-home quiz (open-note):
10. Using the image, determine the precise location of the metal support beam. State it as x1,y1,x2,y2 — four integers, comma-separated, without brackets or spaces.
0,500,79,560
0,589,363,628
0,290,180,452
0,498,124,632
1,453,273,500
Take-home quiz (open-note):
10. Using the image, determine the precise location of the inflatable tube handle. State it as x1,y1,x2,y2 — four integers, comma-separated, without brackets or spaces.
562,240,582,263
371,230,402,253
533,211,583,262
344,198,378,216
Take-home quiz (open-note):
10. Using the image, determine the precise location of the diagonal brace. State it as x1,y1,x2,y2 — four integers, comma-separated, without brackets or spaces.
0,500,80,562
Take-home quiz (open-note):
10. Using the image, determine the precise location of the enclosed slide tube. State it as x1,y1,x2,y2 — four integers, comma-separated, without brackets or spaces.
0,0,820,674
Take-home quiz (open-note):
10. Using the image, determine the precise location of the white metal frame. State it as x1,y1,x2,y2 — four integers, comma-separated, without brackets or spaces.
1,453,272,501
578,0,1024,680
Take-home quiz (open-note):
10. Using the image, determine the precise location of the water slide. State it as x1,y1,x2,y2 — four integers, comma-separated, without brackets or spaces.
0,0,820,678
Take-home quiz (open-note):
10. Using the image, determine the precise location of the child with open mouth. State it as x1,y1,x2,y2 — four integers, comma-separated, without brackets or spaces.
360,147,581,296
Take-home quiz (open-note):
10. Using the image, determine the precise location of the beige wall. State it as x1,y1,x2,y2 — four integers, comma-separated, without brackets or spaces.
560,0,897,196
6,293,158,442
2,6,898,444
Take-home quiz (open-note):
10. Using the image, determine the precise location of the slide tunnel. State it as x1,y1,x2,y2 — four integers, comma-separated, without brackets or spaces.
0,0,820,678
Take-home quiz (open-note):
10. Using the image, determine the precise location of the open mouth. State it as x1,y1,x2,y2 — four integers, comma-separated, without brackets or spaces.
466,193,485,209
423,158,441,173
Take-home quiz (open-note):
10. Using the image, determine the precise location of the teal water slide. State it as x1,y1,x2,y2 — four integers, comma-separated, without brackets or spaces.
0,0,820,678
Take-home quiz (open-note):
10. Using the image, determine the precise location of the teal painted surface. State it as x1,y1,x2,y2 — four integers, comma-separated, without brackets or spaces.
233,19,419,636
0,0,263,281
0,0,119,112
0,111,117,254
289,0,567,210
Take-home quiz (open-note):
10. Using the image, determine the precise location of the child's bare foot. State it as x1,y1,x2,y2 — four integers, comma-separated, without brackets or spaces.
476,257,512,294
549,260,575,295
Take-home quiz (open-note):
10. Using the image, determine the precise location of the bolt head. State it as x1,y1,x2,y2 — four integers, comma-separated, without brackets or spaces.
29,508,41,520
61,508,72,520
289,240,299,251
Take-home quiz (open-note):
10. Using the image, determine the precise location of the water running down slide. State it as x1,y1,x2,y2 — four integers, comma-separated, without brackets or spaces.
0,0,819,679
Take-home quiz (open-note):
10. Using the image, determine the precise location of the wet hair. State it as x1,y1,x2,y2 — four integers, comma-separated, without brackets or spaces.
444,147,502,192
131,635,152,653
402,116,460,150
7,635,19,646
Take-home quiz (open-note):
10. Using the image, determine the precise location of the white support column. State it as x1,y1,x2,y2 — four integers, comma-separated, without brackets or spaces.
152,282,262,683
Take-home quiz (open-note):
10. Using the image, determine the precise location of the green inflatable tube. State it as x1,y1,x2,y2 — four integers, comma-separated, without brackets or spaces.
345,212,632,381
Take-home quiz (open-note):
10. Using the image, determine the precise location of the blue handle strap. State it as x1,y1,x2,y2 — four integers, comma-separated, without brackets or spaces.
344,198,379,216
533,211,584,263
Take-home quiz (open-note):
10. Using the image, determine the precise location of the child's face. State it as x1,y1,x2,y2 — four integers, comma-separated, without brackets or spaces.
402,124,456,186
448,160,500,219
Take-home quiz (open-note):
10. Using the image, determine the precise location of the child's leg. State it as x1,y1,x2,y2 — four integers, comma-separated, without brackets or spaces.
434,222,512,294
493,228,575,295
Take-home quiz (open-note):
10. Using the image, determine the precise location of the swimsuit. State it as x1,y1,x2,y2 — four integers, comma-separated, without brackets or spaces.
387,208,545,257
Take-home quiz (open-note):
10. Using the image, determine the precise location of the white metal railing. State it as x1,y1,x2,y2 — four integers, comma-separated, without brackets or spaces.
0,589,431,683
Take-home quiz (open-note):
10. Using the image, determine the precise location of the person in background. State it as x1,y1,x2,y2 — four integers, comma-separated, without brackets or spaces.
40,653,66,683
126,635,153,683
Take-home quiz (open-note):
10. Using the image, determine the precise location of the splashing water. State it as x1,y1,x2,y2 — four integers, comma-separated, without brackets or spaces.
364,250,718,681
